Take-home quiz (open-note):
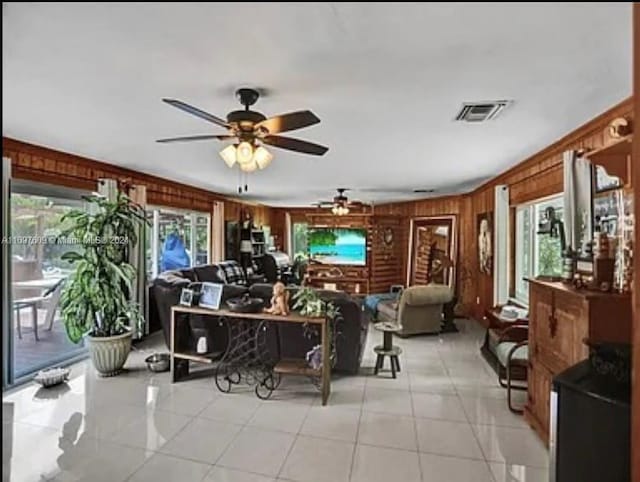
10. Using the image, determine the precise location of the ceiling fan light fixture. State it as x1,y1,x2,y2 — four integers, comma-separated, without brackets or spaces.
219,144,237,168
239,160,258,173
236,141,254,164
253,146,273,169
331,204,349,216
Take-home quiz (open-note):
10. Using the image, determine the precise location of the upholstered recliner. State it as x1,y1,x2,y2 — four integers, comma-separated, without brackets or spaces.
391,284,453,336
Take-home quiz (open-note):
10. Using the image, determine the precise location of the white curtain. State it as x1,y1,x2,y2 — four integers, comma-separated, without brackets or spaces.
285,212,293,258
493,184,509,306
129,185,147,338
563,151,592,256
212,201,225,262
97,179,148,338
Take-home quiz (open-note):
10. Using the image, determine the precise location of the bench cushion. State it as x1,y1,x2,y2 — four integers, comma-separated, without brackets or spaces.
495,342,528,366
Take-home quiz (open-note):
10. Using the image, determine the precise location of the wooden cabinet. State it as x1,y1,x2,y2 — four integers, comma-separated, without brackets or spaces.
524,279,632,444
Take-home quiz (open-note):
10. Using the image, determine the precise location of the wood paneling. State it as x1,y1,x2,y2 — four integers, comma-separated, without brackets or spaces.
632,5,639,481
3,137,274,225
373,98,634,319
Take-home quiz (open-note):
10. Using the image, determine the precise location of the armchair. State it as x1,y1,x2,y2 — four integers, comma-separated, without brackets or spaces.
378,284,453,336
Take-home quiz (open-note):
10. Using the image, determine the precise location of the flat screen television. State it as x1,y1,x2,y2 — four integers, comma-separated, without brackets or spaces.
308,227,367,266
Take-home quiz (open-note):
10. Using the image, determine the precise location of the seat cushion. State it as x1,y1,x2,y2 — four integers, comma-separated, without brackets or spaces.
495,342,528,366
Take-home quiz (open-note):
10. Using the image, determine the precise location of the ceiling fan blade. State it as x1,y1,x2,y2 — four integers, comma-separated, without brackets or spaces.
162,99,229,128
257,110,320,134
156,134,234,143
263,135,328,156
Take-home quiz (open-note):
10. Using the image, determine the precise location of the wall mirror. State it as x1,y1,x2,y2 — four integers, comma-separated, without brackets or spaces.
407,216,457,288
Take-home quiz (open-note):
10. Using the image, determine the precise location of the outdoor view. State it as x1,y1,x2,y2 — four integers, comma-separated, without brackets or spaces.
515,195,564,304
10,192,87,377
145,208,210,278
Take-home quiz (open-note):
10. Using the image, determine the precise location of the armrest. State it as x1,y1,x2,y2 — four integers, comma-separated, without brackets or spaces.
498,325,528,343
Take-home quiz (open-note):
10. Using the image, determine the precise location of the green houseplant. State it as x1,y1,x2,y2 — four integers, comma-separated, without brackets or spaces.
291,287,341,367
59,192,146,376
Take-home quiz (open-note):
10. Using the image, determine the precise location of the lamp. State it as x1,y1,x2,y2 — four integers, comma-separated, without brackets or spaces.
219,144,237,168
240,240,253,253
236,141,254,165
253,146,273,169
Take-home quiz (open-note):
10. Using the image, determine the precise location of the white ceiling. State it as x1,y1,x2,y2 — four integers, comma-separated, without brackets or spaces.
2,3,632,207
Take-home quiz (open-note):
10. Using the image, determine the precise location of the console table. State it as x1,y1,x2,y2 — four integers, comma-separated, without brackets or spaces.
170,306,331,405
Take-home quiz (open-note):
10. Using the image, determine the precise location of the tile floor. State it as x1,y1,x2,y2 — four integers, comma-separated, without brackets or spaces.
2,319,548,482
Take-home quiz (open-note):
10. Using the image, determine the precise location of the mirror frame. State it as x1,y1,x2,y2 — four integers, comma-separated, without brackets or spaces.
406,215,457,289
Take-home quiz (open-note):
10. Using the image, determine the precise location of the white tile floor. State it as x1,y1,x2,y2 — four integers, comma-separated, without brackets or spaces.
2,319,548,482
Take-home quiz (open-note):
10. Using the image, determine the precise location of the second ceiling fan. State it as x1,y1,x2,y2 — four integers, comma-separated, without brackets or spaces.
314,188,366,215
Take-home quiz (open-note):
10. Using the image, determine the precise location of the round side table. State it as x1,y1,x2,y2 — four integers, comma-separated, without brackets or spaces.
373,322,403,378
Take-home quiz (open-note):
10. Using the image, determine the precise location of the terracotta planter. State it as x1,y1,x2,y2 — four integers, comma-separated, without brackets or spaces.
85,330,132,377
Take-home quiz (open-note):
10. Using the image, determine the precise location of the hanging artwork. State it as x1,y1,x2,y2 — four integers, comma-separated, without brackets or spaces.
477,212,493,275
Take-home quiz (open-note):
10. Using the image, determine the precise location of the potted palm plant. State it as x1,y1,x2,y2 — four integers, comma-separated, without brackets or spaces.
59,192,146,376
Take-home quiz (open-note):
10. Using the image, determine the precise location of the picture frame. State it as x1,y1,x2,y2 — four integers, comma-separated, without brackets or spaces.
593,165,621,193
179,288,194,306
477,212,493,275
198,282,223,310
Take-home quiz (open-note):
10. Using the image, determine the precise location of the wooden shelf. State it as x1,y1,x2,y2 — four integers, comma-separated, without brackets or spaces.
173,350,223,364
274,358,321,377
308,276,368,283
587,135,632,186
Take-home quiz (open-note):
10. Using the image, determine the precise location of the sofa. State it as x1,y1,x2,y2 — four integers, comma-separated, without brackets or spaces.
148,263,370,374
376,284,453,336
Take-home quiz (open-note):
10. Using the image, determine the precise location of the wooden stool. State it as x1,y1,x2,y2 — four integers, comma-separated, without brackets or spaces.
373,322,403,378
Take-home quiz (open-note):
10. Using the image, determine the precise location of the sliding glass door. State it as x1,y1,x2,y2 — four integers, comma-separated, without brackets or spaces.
8,181,90,381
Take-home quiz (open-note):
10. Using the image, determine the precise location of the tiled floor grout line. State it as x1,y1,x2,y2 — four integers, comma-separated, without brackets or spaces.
347,351,368,481
273,389,315,480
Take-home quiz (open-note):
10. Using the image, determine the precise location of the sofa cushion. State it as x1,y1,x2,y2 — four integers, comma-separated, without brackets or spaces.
403,285,452,306
496,342,529,366
193,265,224,283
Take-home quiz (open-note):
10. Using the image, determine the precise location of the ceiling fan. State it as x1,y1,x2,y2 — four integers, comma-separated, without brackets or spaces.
313,188,367,215
157,88,328,181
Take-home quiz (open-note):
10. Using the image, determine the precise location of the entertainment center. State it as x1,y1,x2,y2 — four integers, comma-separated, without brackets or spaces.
303,212,404,296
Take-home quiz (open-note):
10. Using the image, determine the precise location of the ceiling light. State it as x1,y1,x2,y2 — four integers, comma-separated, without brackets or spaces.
237,141,254,164
219,144,237,168
331,205,349,216
253,146,273,169
239,160,258,173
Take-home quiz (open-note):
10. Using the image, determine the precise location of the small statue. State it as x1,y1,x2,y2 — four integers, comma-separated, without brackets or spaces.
264,281,290,316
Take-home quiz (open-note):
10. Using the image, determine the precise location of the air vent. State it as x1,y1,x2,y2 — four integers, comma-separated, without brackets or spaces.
413,189,435,194
455,101,512,122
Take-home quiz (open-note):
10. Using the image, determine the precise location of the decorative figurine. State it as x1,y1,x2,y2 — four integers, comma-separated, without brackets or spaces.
264,281,290,316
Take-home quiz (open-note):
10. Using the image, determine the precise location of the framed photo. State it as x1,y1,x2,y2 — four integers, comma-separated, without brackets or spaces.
477,212,493,275
594,165,621,193
198,282,223,310
179,288,194,306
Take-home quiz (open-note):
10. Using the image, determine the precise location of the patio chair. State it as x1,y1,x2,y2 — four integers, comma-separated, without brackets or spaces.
13,279,65,341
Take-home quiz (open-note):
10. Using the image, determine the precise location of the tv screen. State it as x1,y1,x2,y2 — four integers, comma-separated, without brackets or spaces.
308,227,367,266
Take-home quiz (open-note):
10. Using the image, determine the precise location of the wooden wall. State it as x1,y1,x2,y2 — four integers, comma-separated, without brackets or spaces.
631,5,639,481
327,98,633,319
3,137,274,226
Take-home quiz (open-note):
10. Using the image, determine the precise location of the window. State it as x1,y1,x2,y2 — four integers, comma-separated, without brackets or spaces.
146,207,211,278
514,195,564,305
291,222,309,260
